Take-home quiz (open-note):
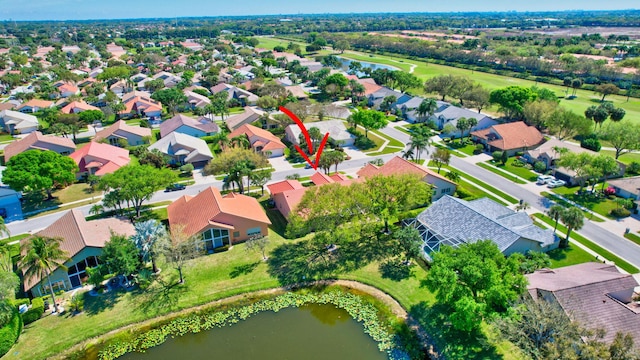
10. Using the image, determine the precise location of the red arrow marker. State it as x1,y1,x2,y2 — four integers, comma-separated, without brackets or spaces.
280,106,330,171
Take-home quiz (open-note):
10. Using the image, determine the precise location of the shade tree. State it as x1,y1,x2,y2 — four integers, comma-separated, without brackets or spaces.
3,150,78,200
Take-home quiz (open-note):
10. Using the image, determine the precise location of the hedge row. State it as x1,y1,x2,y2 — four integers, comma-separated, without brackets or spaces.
0,307,23,357
21,297,44,325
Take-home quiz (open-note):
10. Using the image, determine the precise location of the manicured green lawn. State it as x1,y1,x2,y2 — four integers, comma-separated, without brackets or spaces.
22,184,100,215
9,216,522,360
624,232,640,247
0,134,14,142
477,162,528,184
533,213,638,274
458,179,508,206
445,141,476,156
431,162,519,204
600,150,640,165
499,158,539,182
550,186,619,220
337,50,640,123
547,244,598,268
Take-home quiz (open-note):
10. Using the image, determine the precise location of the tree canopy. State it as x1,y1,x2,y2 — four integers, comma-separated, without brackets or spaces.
351,109,388,138
3,150,78,199
424,240,527,332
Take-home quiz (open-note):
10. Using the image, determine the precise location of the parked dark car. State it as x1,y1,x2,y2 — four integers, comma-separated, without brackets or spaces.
165,183,186,192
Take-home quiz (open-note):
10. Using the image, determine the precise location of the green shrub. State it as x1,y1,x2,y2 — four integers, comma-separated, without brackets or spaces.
611,208,631,218
455,187,474,200
628,162,640,175
580,137,601,152
200,135,216,144
492,151,503,162
534,161,547,173
473,144,484,154
354,136,376,150
0,307,22,357
179,164,194,175
511,159,525,167
21,297,44,325
10,298,29,309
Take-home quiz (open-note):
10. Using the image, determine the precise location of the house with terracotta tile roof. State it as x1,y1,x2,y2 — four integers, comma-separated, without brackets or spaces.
55,82,80,98
93,120,151,147
60,101,101,114
527,262,640,346
0,110,39,135
3,131,76,162
357,156,456,201
0,103,15,112
267,172,352,218
22,209,135,297
168,186,271,253
228,124,286,158
120,91,163,119
159,114,219,138
16,99,54,113
471,121,544,156
148,132,213,168
69,141,130,179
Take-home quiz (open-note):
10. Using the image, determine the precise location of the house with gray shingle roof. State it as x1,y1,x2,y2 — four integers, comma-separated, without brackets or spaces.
148,132,213,168
429,102,496,137
406,195,559,260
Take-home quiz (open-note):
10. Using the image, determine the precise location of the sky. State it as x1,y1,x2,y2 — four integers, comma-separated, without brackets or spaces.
1,0,638,21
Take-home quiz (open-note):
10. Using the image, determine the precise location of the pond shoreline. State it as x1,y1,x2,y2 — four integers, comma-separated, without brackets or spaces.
53,280,438,360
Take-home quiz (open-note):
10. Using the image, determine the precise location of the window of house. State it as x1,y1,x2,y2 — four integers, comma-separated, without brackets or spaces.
67,256,99,289
247,227,262,236
233,231,240,238
441,188,451,194
201,228,230,253
42,280,66,294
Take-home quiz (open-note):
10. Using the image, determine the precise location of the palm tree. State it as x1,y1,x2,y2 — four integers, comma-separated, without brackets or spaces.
408,134,431,163
308,127,322,153
402,148,415,161
230,135,250,149
131,220,167,273
559,207,584,248
89,204,104,217
547,205,565,233
416,98,437,123
445,170,460,183
0,217,9,240
19,236,69,314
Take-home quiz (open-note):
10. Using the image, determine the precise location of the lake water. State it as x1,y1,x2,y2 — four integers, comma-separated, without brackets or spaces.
338,57,397,77
119,303,388,360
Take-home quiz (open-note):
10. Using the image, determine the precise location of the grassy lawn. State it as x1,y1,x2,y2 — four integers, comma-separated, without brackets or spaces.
458,179,508,206
372,129,405,148
498,158,539,182
337,50,640,124
10,210,522,360
547,244,598,268
0,133,14,142
445,141,476,156
624,232,640,247
22,184,100,215
434,142,467,158
600,150,640,165
477,162,528,184
533,213,638,274
431,162,519,204
549,186,620,220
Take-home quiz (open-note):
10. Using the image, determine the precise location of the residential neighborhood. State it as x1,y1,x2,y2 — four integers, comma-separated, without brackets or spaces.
0,10,639,360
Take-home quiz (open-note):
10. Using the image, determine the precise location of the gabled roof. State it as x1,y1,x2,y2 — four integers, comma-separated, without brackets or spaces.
60,101,100,114
167,186,270,238
527,263,640,345
286,119,354,143
69,141,130,175
0,110,39,128
608,176,640,196
16,98,54,110
471,121,544,151
225,107,265,130
23,209,135,291
94,120,151,141
0,103,15,111
357,156,456,186
266,179,304,195
3,131,76,161
228,124,285,151
416,196,557,251
148,132,213,162
159,114,219,138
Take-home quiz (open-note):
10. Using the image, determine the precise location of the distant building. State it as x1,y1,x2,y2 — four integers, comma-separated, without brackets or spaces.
94,120,151,147
471,121,544,156
148,132,213,168
228,124,286,158
159,114,219,138
69,141,130,179
285,119,355,147
0,110,39,135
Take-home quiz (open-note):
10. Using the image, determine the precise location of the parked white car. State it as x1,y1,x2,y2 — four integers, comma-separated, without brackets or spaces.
536,175,555,185
547,179,566,188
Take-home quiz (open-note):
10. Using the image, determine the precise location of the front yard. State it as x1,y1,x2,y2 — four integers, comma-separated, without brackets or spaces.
549,185,623,220
480,158,539,183
22,183,100,215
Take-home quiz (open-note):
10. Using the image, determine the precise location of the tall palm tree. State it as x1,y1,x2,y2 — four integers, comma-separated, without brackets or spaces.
408,133,431,163
559,207,584,248
230,135,250,150
19,236,69,314
416,98,437,123
131,220,167,273
547,205,565,233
